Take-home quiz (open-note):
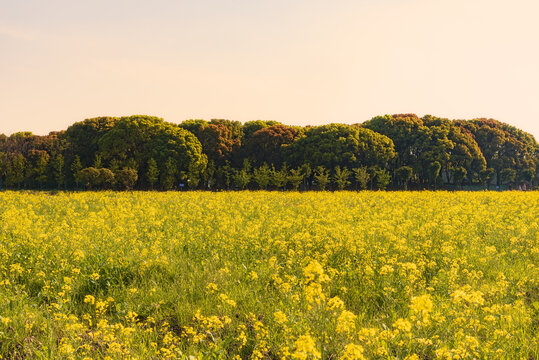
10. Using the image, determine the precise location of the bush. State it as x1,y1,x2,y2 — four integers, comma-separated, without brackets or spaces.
116,167,138,190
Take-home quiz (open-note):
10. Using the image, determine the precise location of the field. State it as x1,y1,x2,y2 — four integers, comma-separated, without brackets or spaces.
0,191,538,359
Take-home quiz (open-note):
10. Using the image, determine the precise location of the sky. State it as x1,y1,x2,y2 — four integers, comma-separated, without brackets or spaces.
1,0,538,139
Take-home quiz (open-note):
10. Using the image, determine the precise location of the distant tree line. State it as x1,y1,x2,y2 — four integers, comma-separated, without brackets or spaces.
0,114,537,191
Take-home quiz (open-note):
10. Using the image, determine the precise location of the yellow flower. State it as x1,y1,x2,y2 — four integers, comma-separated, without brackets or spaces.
125,311,138,322
292,334,320,360
393,318,412,333
336,310,357,334
248,271,259,280
274,311,288,324
379,265,394,276
304,282,326,305
410,294,433,315
206,282,218,293
90,272,100,281
404,354,419,360
328,296,345,311
218,293,236,307
303,260,329,283
10,263,23,275
341,344,365,360
451,286,484,306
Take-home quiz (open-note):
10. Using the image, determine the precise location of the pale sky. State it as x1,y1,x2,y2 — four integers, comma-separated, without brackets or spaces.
1,0,538,139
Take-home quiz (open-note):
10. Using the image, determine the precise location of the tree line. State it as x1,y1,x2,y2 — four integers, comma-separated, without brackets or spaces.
0,114,537,191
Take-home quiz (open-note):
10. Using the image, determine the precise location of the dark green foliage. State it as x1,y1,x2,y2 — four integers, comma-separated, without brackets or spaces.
161,157,177,190
77,167,101,189
98,168,115,189
146,158,159,189
0,114,536,190
333,166,351,190
6,154,26,188
270,165,288,190
479,168,494,189
428,161,442,189
285,123,396,170
64,117,118,167
353,167,370,190
287,168,304,191
26,150,49,188
372,167,391,190
453,166,468,189
252,164,271,190
232,169,251,190
71,156,83,188
244,124,300,167
500,168,517,186
116,167,138,190
395,166,413,190
51,154,65,188
313,166,330,190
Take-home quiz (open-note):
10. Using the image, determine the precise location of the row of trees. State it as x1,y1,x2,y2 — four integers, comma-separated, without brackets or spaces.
0,114,537,191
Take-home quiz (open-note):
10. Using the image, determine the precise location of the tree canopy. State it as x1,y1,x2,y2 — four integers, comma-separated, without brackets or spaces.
0,114,536,190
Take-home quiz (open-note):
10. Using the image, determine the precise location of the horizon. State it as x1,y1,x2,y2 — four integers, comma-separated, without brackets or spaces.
2,0,538,139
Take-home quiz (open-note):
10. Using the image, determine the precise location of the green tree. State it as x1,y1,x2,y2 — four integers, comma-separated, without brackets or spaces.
457,118,536,187
253,164,271,190
479,167,494,190
98,116,206,189
362,114,428,172
178,119,208,138
232,169,251,190
395,166,413,190
71,156,83,188
313,166,330,191
109,159,121,174
77,167,100,189
6,154,26,188
146,158,159,190
245,124,300,167
271,166,288,190
372,168,391,190
51,154,65,189
93,154,102,169
202,160,216,189
63,117,118,168
116,167,138,190
187,160,205,189
452,166,468,189
286,124,395,170
216,160,233,190
518,168,534,186
333,166,351,190
27,150,50,189
161,157,177,190
500,168,517,188
287,168,304,191
352,167,370,190
98,168,115,189
242,120,281,143
195,119,243,166
0,152,7,189
300,163,312,190
428,161,441,190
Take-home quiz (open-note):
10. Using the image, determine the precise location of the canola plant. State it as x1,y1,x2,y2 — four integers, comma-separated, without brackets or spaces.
0,191,537,359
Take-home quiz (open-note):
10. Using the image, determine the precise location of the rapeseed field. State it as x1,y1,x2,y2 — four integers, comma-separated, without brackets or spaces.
0,191,537,359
